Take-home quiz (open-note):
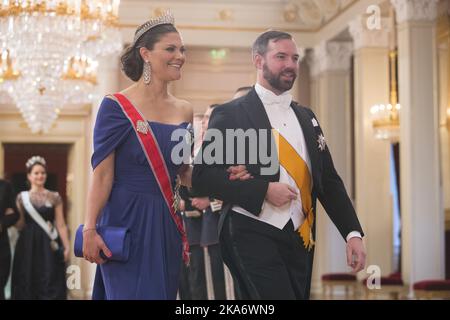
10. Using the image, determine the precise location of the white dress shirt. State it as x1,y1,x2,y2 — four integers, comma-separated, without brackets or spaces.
232,83,361,241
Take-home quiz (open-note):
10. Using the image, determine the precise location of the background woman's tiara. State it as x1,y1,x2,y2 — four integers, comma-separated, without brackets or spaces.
132,11,175,47
26,156,46,169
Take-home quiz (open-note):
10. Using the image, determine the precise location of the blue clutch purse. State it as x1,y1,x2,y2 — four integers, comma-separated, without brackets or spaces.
74,225,131,262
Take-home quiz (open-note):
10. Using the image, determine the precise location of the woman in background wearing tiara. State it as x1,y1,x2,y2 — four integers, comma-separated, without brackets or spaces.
11,156,70,300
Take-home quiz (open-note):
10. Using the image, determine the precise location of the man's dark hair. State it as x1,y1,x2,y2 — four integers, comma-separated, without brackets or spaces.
252,30,293,57
209,104,220,109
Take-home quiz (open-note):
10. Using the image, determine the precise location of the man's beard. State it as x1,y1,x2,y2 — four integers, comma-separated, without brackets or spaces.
263,63,297,93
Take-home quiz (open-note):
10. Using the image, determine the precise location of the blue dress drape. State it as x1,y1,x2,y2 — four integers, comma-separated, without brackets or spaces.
91,96,188,300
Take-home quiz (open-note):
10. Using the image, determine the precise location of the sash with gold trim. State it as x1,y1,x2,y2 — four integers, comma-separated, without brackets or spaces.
272,129,315,251
111,93,190,265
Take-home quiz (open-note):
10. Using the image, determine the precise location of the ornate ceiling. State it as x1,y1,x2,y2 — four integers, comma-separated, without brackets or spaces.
282,0,357,28
120,0,356,30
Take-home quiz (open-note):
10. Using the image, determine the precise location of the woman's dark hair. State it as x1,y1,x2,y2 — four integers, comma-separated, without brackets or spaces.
120,24,179,82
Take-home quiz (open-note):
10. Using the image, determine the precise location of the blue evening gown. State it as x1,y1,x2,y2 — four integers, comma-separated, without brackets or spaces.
90,96,188,300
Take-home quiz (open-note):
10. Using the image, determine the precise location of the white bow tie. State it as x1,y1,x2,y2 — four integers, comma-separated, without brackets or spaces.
261,92,292,108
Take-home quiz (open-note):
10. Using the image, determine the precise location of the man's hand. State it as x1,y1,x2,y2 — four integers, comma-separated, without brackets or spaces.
265,182,298,207
346,237,366,273
191,197,210,211
227,165,253,181
179,199,186,212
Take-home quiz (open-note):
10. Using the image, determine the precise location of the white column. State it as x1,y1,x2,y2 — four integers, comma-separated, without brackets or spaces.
349,15,394,279
437,7,450,229
391,0,444,286
91,55,121,127
438,40,450,219
83,54,121,298
308,41,354,296
291,47,310,106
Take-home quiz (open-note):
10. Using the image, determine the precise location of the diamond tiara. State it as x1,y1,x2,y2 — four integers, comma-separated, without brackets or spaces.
132,11,175,47
26,155,46,169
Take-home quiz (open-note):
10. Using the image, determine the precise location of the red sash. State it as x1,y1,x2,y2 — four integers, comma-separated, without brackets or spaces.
112,93,190,265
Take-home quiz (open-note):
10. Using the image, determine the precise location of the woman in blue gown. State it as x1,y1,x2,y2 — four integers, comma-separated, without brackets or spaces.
82,12,249,300
82,14,194,300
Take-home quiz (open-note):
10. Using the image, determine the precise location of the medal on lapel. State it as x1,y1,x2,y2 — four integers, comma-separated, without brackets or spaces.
317,134,326,151
136,120,148,134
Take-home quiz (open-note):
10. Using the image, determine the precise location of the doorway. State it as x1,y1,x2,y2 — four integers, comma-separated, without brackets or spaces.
3,143,70,217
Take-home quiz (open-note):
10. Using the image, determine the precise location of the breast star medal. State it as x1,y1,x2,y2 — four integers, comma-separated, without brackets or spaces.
317,134,326,151
136,120,148,134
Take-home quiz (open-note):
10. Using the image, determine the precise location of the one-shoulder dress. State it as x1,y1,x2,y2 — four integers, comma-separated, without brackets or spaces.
91,96,188,300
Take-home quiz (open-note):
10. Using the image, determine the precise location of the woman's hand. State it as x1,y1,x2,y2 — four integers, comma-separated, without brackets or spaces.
64,247,70,263
227,165,253,181
83,229,112,265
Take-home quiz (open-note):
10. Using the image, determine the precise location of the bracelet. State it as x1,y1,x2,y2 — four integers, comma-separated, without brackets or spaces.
82,227,97,233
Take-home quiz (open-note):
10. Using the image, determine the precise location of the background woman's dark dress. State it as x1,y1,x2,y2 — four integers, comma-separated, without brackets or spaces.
0,180,18,300
11,191,66,300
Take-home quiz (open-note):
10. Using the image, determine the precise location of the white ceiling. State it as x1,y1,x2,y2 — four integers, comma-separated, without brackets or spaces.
120,0,358,31
117,0,384,49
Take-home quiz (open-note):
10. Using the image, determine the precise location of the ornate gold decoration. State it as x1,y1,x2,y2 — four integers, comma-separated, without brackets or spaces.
61,56,98,85
284,3,299,23
0,49,20,82
218,9,234,21
0,1,121,133
370,50,401,141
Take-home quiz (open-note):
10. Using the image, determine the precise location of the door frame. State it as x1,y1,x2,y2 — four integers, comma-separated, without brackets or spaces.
0,110,93,299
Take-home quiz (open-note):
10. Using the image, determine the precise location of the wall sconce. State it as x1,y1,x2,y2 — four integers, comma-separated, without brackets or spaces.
370,50,401,142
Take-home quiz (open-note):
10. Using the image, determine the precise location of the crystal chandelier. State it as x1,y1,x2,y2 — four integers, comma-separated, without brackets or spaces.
0,0,121,133
61,43,99,105
370,50,401,142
